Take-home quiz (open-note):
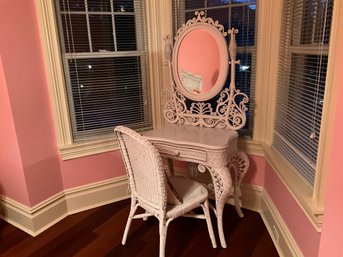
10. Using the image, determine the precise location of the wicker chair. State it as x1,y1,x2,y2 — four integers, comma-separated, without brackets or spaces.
115,126,217,257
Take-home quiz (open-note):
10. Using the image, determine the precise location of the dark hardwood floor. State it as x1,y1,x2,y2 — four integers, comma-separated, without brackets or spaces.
0,199,279,257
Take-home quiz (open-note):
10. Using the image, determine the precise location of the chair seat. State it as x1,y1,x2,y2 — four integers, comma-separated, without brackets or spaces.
166,176,208,219
115,125,217,257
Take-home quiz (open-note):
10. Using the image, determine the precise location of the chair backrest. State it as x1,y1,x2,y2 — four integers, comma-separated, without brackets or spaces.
115,126,168,210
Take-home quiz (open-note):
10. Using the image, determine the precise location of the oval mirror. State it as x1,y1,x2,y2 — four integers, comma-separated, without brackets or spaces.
172,23,229,102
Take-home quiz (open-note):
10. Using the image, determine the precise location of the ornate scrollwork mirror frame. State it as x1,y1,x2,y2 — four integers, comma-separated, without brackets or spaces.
162,11,249,130
172,14,229,101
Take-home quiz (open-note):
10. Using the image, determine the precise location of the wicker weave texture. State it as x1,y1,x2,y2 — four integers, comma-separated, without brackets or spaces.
115,126,217,257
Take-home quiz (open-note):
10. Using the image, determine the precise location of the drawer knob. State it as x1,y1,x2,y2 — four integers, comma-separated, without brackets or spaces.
161,148,180,157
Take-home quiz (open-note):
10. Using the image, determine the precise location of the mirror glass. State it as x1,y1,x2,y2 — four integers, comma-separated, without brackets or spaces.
172,24,228,101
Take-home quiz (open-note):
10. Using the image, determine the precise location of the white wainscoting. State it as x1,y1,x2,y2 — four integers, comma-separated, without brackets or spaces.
260,190,304,257
0,175,302,257
0,176,129,236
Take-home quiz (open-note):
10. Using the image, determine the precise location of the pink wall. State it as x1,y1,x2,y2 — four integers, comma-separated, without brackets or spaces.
0,55,31,206
0,0,126,207
318,18,343,256
243,155,265,186
318,84,343,257
60,151,126,189
318,84,343,256
0,0,63,206
264,163,321,257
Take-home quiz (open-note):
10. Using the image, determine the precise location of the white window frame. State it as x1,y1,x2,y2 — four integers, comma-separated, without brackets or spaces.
256,0,342,231
35,0,173,160
56,2,152,142
274,0,331,187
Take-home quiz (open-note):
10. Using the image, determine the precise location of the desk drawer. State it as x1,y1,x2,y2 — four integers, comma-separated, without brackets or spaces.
154,143,207,162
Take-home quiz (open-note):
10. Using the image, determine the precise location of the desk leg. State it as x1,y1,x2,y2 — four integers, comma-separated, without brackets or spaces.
229,151,250,218
163,158,174,176
200,165,232,248
187,162,199,179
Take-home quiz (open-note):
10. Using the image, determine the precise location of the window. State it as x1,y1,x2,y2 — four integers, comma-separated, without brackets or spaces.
173,0,257,136
54,0,152,142
273,0,334,186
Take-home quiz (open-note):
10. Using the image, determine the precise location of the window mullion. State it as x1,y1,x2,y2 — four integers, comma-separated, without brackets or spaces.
310,1,318,44
110,0,118,51
289,44,329,54
84,0,93,52
64,51,146,59
228,6,232,29
291,0,302,45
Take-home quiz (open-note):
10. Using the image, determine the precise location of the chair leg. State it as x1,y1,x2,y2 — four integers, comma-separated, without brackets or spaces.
122,197,138,245
143,210,149,221
201,200,217,248
159,220,168,257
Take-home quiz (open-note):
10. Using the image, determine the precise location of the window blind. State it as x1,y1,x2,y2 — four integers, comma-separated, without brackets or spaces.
273,0,334,185
55,0,152,142
173,0,257,136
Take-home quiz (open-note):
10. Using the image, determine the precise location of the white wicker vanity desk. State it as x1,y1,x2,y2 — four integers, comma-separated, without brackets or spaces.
144,11,251,248
142,123,248,248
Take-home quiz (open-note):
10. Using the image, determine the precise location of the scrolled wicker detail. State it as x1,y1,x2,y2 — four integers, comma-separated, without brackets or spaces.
175,11,227,39
162,79,249,129
162,12,249,130
229,151,250,179
197,164,232,204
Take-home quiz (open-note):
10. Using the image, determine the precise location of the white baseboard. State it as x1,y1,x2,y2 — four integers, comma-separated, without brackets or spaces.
214,183,302,257
0,176,129,236
229,183,263,212
260,190,304,257
0,192,68,236
64,175,129,215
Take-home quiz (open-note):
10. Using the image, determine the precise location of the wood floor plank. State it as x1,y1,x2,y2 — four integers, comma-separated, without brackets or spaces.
0,199,279,257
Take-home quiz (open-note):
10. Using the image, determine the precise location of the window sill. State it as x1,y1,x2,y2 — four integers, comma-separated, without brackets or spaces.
262,143,323,232
60,137,119,160
238,137,265,157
